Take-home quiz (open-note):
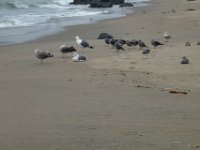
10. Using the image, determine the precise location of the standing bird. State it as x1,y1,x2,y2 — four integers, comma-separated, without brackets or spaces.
118,39,126,45
105,37,111,46
114,41,125,52
126,40,133,47
34,49,53,64
72,53,87,62
59,45,77,58
151,39,164,49
164,32,171,42
131,39,139,48
75,36,93,49
138,40,147,50
109,38,118,48
181,56,189,64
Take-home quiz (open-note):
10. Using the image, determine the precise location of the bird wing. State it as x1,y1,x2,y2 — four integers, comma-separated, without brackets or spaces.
36,51,48,59
80,40,89,47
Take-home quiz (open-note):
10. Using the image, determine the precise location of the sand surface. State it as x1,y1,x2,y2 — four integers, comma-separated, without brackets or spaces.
0,0,200,149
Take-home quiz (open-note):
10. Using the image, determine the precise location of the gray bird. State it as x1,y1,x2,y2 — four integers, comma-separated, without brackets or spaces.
59,45,77,58
126,40,133,47
151,39,164,49
114,41,125,52
105,37,111,46
34,49,53,64
138,40,147,50
142,48,150,54
131,39,139,48
181,56,189,64
109,38,118,48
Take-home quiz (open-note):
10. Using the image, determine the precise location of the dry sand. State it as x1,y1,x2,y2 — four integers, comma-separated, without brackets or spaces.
0,0,200,149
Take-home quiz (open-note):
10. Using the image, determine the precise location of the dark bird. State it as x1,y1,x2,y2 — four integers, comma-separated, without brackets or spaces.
75,36,93,49
131,39,139,48
138,40,147,50
109,38,118,48
59,45,77,58
181,56,189,64
34,49,53,64
114,41,125,52
126,40,133,47
118,39,126,45
142,48,150,54
105,37,111,46
151,39,164,49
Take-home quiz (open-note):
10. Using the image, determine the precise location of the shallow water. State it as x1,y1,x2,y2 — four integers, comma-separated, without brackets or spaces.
0,0,150,45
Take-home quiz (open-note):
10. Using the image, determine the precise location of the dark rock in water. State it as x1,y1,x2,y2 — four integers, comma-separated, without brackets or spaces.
90,0,113,8
97,33,113,39
185,41,191,46
111,0,124,5
119,3,134,7
70,0,124,7
70,0,90,4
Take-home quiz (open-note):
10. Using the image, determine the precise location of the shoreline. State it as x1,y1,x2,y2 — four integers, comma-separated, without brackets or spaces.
0,1,150,46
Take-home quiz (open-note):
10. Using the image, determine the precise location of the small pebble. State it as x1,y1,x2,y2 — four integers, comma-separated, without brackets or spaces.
185,41,191,46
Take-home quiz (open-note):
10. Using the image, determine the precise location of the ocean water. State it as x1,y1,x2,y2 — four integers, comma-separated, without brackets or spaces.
0,0,150,45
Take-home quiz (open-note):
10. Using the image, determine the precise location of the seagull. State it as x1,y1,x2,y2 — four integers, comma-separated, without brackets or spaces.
142,48,150,54
109,38,118,48
59,45,77,58
72,53,87,62
114,41,125,52
151,39,164,49
131,39,139,48
118,39,126,45
138,40,147,50
126,40,133,47
105,37,111,46
34,49,53,64
163,32,171,42
75,36,93,49
181,56,189,64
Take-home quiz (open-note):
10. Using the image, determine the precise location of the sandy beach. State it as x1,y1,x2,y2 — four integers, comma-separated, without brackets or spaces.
0,0,200,149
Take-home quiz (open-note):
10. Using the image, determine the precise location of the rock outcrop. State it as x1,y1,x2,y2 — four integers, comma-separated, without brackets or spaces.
70,0,124,8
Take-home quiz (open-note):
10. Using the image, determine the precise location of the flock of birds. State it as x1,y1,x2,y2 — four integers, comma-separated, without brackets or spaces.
34,36,90,63
34,31,189,65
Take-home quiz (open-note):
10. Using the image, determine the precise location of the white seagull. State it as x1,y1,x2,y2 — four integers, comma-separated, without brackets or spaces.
72,53,87,62
163,32,171,42
75,36,93,49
